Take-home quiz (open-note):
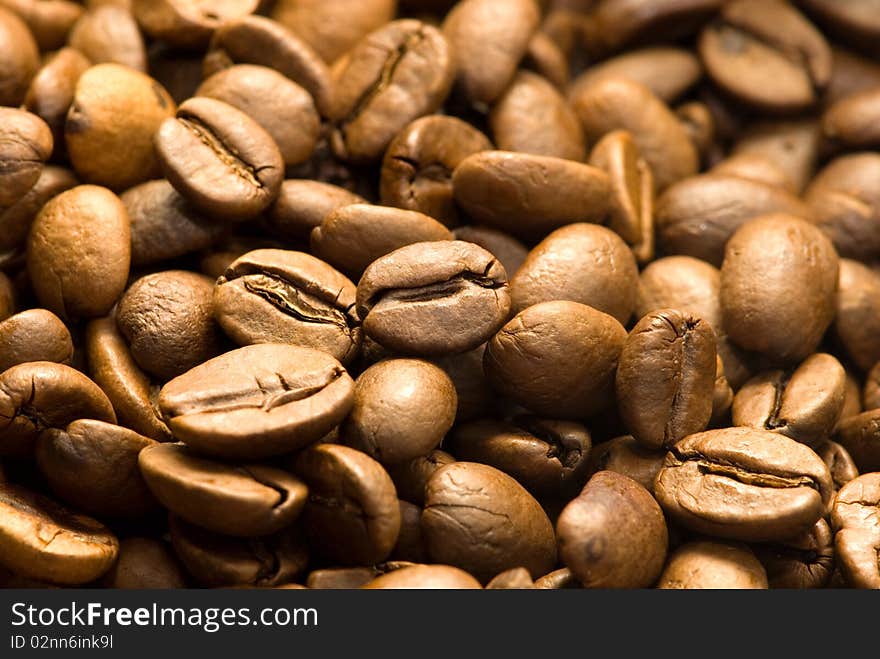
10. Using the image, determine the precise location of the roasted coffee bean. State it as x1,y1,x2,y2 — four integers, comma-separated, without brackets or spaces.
357,241,510,356
312,205,453,280
0,309,72,373
68,5,146,73
139,443,307,538
36,419,157,518
85,317,172,443
523,29,569,89
450,227,528,280
616,309,717,449
711,354,735,426
822,88,880,149
730,119,821,195
586,435,665,494
571,77,698,191
720,214,838,364
657,540,768,589
489,71,585,161
510,223,638,324
450,416,592,498
835,410,880,473
392,500,428,563
214,249,361,364
329,20,454,164
834,259,880,372
197,65,320,168
154,97,284,221
0,361,116,457
655,427,833,542
387,450,455,506
825,46,880,107
710,152,797,193
342,359,456,465
557,471,668,589
158,344,354,459
0,0,82,51
0,6,39,106
533,566,580,590
306,567,376,590
295,443,400,566
830,473,880,589
0,108,53,211
132,0,259,48
363,564,482,589
800,0,880,52
442,0,540,106
817,440,860,493
380,116,492,227
752,518,834,589
422,461,556,582
27,185,130,320
452,151,611,242
485,567,535,589
23,48,91,145
0,166,77,257
169,516,307,588
0,274,12,322
0,483,118,585
267,180,365,244
732,353,846,447
117,270,224,382
656,174,813,267
101,537,187,589
485,301,627,418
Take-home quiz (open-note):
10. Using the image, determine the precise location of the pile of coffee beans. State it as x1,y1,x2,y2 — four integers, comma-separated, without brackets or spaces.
1,0,879,590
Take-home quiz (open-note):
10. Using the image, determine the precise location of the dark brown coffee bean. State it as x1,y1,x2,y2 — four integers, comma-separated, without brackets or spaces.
830,473,880,589
202,15,332,116
140,442,307,538
0,108,53,210
489,71,585,161
586,435,665,494
0,165,77,257
752,518,834,589
386,449,455,506
270,0,396,65
68,5,146,73
115,270,223,382
391,499,428,563
657,174,813,267
295,443,400,565
380,115,492,228
0,274,12,322
806,154,880,262
817,440,860,493
329,20,454,164
616,309,717,450
357,240,511,356
36,419,157,518
835,410,880,473
422,461,556,582
132,0,258,48
27,185,130,320
449,416,592,497
197,64,320,168
657,540,768,589
0,360,116,457
306,567,376,590
655,427,833,542
0,483,118,584
710,354,735,426
342,359,457,465
826,46,880,107
169,516,307,588
0,6,39,106
0,0,82,51
155,97,284,221
101,537,187,589
311,205,453,280
485,300,627,418
442,0,540,106
721,214,839,364
864,362,880,410
0,308,73,372
450,227,528,282
570,47,702,105
85,316,172,443
822,88,880,149
214,249,361,364
158,344,355,459
699,0,831,112
363,564,482,589
23,48,91,145
834,259,880,372
266,180,365,244
452,151,611,243
677,101,719,166
511,223,638,324
485,566,535,589
533,566,580,589
571,77,698,191
732,353,846,447
557,471,668,588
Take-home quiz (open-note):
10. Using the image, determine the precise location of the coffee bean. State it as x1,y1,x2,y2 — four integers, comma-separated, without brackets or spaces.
557,471,668,588
823,88,880,149
533,566,580,590
752,518,834,589
422,461,556,582
295,443,400,565
386,449,455,506
834,259,880,372
101,537,187,589
835,410,880,473
0,0,82,52
586,435,666,494
817,440,860,493
23,48,91,145
132,0,259,49
0,165,77,257
0,108,53,210
523,30,569,90
830,473,880,589
266,180,365,244
158,344,354,459
0,6,39,106
363,564,482,589
68,5,147,73
0,483,118,584
357,240,510,356
139,442,307,537
154,97,284,221
657,540,768,589
214,249,361,364
0,309,72,373
655,427,833,541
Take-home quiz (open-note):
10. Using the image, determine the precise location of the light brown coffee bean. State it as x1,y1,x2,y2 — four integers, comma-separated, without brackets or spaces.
657,540,768,589
752,518,834,589
0,165,77,257
68,5,146,72
0,6,39,106
101,537,187,589
586,435,665,494
0,308,72,373
0,108,53,210
132,0,259,48
386,450,456,506
822,88,880,149
362,564,482,589
23,48,91,144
